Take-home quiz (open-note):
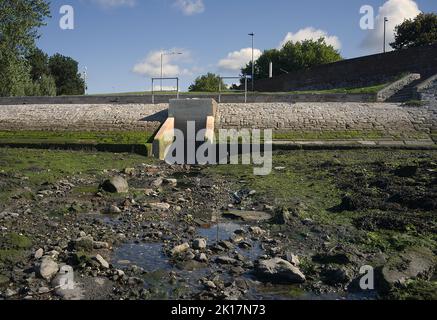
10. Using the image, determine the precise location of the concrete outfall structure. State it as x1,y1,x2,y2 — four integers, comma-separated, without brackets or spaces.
152,99,217,160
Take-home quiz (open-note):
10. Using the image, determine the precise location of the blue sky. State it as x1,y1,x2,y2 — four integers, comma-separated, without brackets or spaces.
36,0,437,94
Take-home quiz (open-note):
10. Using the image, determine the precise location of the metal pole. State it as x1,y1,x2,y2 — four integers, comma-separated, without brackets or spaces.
249,33,255,91
244,76,248,103
83,67,88,95
176,78,179,99
152,79,154,104
218,80,221,104
383,17,388,53
160,53,163,91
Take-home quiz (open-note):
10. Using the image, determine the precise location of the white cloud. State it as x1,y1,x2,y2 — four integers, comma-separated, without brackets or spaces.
132,49,192,78
89,0,136,8
279,27,342,50
218,48,262,72
361,0,421,51
174,0,205,15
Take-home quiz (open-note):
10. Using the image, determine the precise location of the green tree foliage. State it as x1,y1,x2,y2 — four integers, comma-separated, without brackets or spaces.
49,54,85,96
241,38,342,81
0,0,50,55
189,73,227,92
0,50,33,97
391,13,437,50
27,48,50,81
36,74,57,96
0,0,50,97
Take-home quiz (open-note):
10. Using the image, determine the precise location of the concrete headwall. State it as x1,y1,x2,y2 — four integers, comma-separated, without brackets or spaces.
254,44,437,92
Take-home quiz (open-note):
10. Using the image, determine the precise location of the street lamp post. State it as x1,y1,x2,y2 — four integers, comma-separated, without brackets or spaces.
160,51,182,91
383,17,388,53
83,66,88,95
248,33,255,91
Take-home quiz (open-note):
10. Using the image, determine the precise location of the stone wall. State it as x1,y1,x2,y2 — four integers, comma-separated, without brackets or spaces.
0,104,167,132
254,44,437,92
418,76,437,104
216,103,437,135
1,102,435,136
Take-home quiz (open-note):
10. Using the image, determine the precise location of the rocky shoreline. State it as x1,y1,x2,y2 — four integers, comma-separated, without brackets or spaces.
0,149,436,300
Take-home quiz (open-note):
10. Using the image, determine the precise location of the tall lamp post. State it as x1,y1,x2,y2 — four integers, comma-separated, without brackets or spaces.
160,51,182,91
248,33,255,91
83,66,88,95
383,17,388,53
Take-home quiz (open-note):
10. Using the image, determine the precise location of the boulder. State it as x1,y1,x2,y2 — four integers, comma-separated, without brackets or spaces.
381,247,436,287
94,254,110,269
101,176,129,193
255,258,305,284
38,257,59,280
171,243,190,256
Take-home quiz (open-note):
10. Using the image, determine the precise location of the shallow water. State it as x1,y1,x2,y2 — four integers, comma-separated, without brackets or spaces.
111,221,377,300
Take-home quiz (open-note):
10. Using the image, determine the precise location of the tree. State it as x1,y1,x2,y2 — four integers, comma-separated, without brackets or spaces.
27,48,50,81
49,54,85,96
37,74,57,96
0,0,50,96
391,13,437,50
241,38,342,81
189,73,227,92
0,49,33,97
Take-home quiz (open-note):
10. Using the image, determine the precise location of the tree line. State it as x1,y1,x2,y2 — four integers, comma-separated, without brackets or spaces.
0,0,85,97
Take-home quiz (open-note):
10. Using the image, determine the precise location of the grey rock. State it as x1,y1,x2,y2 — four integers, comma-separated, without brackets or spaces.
255,258,305,284
171,243,190,256
216,256,238,265
197,253,208,263
101,176,129,193
382,247,436,286
34,248,44,260
149,202,171,211
192,238,207,250
285,252,300,266
38,257,59,280
94,254,110,269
